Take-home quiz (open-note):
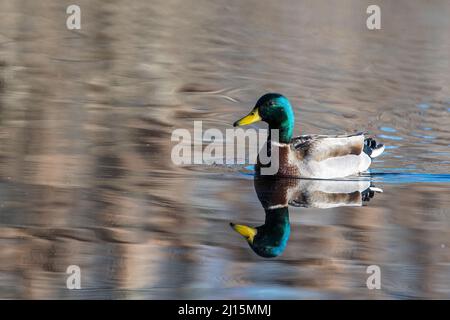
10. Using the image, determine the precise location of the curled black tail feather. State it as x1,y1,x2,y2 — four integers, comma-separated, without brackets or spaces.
364,138,385,158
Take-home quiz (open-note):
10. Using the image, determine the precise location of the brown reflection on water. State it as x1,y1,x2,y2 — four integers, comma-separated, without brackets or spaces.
0,0,450,299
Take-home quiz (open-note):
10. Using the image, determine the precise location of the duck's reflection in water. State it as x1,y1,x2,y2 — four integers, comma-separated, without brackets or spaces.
230,177,382,258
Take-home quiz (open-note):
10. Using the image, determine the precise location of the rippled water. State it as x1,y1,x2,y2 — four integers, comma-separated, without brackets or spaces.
1,0,450,299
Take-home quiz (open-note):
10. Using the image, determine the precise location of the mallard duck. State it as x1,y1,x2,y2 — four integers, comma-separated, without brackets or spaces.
230,177,382,258
233,93,385,179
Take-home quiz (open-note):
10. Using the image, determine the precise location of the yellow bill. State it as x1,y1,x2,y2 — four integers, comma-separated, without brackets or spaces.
230,223,257,243
233,108,261,127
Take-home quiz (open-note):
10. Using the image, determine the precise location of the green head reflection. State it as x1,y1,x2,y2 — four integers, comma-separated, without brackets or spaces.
230,206,290,258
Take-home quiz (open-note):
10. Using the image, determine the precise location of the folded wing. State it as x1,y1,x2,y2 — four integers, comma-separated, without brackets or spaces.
292,132,365,161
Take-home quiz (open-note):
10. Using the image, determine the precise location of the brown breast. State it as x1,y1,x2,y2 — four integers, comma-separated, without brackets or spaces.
256,144,301,178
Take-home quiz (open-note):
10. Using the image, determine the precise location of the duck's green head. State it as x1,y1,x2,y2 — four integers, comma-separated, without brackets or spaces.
233,93,295,143
230,207,290,258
